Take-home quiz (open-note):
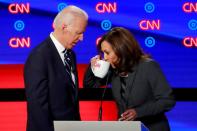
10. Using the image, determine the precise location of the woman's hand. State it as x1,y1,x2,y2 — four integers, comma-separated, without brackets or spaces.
90,55,100,70
118,109,137,121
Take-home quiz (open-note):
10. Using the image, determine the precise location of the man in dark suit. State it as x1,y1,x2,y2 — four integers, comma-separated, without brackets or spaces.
24,5,88,131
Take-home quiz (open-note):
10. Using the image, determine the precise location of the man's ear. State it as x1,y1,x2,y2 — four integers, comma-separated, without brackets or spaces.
62,24,68,31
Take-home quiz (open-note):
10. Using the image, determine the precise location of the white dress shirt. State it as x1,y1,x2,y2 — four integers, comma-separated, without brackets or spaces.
50,32,76,84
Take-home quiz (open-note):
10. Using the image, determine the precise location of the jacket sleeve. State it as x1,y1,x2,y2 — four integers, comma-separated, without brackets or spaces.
83,64,110,88
83,64,101,88
24,51,54,131
135,61,176,118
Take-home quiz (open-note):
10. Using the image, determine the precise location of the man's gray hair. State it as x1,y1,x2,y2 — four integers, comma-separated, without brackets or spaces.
53,5,88,28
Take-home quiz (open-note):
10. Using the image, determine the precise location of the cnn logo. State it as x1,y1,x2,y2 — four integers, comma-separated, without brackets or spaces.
139,19,160,30
96,2,117,13
183,2,197,13
9,37,31,48
183,37,197,48
8,3,30,14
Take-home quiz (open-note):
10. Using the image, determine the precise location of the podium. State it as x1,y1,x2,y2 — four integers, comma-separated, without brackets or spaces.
54,121,149,131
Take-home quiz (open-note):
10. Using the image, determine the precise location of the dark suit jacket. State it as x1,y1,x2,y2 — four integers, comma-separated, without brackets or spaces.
24,37,80,131
83,59,176,131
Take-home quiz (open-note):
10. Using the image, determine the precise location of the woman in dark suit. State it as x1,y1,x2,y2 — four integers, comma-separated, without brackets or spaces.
83,27,176,131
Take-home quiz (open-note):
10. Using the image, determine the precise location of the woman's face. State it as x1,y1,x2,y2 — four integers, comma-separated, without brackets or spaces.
101,40,119,68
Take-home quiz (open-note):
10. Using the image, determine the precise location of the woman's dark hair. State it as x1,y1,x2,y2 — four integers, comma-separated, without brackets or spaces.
97,27,149,73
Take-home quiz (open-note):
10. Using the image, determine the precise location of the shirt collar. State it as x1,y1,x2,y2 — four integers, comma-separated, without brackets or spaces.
50,32,65,54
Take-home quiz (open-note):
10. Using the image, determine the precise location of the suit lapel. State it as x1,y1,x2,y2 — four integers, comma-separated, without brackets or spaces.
111,75,121,101
112,74,127,113
47,37,76,89
48,37,66,74
124,65,138,105
124,72,135,101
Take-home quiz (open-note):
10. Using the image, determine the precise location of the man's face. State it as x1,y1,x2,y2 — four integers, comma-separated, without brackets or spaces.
63,17,87,49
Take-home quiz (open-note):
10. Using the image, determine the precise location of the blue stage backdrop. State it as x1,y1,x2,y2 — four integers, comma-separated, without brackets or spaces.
0,0,196,88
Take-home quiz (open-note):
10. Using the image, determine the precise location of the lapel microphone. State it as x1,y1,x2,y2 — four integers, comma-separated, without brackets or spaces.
98,70,111,121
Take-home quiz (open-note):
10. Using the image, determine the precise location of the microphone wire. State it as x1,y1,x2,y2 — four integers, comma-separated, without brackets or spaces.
98,71,110,121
